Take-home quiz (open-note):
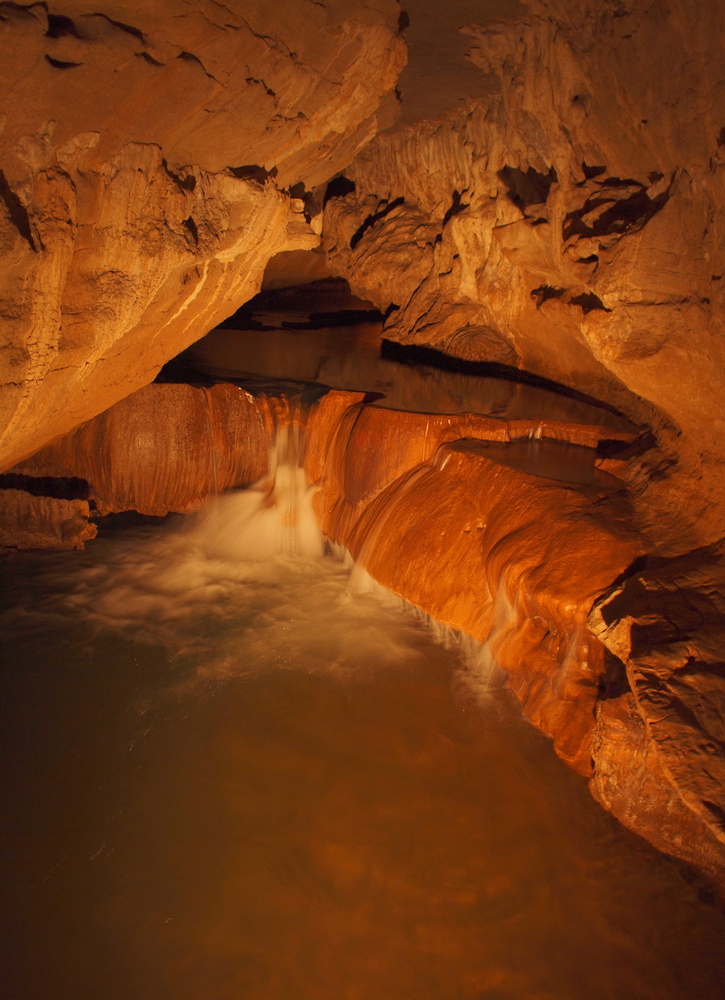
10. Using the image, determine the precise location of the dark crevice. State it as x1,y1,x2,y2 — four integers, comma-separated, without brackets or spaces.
46,13,80,38
531,285,565,308
350,197,404,250
379,340,633,418
137,50,164,67
498,165,557,211
598,649,632,700
229,164,277,184
288,181,320,222
162,159,196,193
442,189,469,229
177,50,215,80
596,430,656,460
398,9,410,32
582,162,606,180
183,216,199,244
45,53,82,68
92,12,145,41
563,176,672,242
246,75,275,97
570,292,610,314
0,168,36,251
0,474,89,501
323,174,355,207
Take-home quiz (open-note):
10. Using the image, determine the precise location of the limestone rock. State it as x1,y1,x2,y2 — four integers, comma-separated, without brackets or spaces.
0,0,405,472
312,397,643,775
0,488,96,550
590,549,725,889
321,0,725,553
10,383,268,516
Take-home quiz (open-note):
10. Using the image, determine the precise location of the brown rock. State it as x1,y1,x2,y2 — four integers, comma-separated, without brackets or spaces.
0,488,96,550
313,399,642,775
0,1,405,472
590,549,725,889
10,383,268,516
321,0,725,553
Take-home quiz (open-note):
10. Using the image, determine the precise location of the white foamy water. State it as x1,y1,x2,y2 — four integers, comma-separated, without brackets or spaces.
54,420,476,689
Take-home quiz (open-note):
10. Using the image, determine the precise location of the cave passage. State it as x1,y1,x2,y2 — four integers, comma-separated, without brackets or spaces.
1,414,724,1000
163,315,634,434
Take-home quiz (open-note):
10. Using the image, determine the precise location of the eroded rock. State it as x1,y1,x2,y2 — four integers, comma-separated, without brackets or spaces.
10,382,268,516
321,0,725,554
311,396,642,775
0,0,405,472
0,487,96,550
590,549,725,889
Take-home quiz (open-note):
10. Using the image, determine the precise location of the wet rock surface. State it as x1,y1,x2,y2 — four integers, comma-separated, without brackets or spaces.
8,383,268,517
0,487,96,550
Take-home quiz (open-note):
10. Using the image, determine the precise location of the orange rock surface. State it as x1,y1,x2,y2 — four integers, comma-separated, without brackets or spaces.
322,0,725,555
311,397,642,775
10,383,267,516
589,550,725,889
0,1,405,472
0,489,96,551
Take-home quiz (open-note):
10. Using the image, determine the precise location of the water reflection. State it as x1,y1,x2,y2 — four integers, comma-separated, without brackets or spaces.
172,322,634,433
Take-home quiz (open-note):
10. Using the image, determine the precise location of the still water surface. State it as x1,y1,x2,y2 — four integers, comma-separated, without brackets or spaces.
2,485,725,999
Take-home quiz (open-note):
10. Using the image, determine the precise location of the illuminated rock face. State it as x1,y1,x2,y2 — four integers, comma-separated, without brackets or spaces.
0,488,96,551
590,552,725,890
310,395,643,775
0,0,404,472
9,383,268,517
322,0,725,554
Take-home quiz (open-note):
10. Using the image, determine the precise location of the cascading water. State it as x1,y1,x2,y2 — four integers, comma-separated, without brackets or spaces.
2,395,725,1000
199,406,323,562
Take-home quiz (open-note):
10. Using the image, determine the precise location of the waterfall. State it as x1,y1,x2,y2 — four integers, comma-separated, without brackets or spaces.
196,395,323,561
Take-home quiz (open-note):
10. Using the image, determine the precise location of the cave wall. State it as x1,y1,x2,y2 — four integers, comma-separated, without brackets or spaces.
0,0,405,472
322,0,725,554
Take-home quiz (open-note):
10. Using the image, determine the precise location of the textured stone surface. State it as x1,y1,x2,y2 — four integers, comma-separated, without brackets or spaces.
0,488,96,550
589,550,725,889
322,0,725,554
312,396,642,775
10,382,268,516
0,0,405,472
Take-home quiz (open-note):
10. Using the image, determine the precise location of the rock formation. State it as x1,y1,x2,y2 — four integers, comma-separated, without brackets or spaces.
590,549,725,890
0,0,405,471
2,0,725,898
322,0,725,555
0,487,95,549
7,382,268,517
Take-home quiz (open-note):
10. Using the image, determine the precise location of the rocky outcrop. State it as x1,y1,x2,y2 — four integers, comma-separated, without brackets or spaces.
321,0,725,554
0,488,95,549
9,382,268,516
310,394,643,775
0,0,405,472
590,550,725,889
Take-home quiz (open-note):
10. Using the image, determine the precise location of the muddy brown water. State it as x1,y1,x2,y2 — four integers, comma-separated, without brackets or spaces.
2,493,725,1000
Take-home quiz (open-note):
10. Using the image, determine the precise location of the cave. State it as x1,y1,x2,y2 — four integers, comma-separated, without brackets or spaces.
2,2,725,998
